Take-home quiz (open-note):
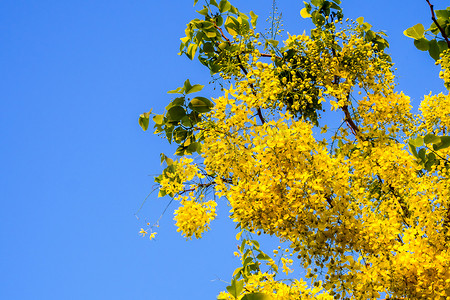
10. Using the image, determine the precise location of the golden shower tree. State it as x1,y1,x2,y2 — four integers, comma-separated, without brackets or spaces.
139,0,450,298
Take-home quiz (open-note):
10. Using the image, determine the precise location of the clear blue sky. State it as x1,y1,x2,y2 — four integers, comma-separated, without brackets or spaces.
0,1,447,299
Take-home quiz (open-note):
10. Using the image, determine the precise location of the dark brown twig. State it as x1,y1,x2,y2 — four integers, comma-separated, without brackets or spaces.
342,104,360,137
425,0,450,48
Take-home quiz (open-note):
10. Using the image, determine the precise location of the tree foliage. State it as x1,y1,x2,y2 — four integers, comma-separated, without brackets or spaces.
139,0,450,299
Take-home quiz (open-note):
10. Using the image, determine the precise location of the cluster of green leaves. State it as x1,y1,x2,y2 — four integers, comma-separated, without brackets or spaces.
404,6,450,60
409,134,450,172
355,17,389,52
139,79,213,156
218,238,274,300
180,0,257,75
300,0,343,28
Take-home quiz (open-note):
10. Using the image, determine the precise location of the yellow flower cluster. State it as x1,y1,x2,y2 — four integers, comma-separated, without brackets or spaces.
158,157,203,197
438,49,450,89
420,92,450,134
173,196,217,239
151,13,450,298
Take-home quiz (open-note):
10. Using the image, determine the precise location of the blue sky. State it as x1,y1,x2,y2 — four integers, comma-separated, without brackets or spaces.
0,1,447,299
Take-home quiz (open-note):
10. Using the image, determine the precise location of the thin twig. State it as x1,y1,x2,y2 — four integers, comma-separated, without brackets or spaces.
426,0,450,48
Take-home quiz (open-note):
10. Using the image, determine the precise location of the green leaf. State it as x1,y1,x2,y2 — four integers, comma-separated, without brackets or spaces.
165,97,185,111
167,87,185,94
418,148,426,162
330,2,340,10
249,239,260,249
183,79,193,93
187,141,201,153
266,39,279,48
209,0,218,7
189,97,214,113
173,127,188,144
438,40,449,53
165,124,174,143
409,136,424,147
433,136,450,151
409,143,418,158
403,23,425,39
203,42,215,53
229,5,238,15
356,17,364,25
424,134,441,144
160,153,174,166
204,30,216,39
219,0,231,13
428,39,440,61
186,84,204,94
215,15,224,26
160,153,167,164
186,43,198,60
311,11,325,26
167,106,186,121
414,38,429,51
365,30,376,41
436,9,450,19
249,11,258,27
193,0,199,5
300,7,311,18
243,257,253,267
139,111,151,131
256,253,271,260
238,16,250,34
153,114,164,125
197,7,209,16
425,152,437,171
241,293,274,300
429,22,440,35
232,267,243,277
174,145,188,156
180,115,193,127
225,16,239,36
188,111,201,125
226,279,244,299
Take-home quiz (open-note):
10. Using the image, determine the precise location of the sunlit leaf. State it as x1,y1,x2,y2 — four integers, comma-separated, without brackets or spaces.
189,97,214,113
403,23,425,39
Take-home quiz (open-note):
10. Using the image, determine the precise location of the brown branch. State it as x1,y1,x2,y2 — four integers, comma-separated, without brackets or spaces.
214,24,231,44
426,0,450,48
342,104,360,137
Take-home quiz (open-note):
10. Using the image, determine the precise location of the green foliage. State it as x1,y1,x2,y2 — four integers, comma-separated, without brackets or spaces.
404,6,450,60
139,79,211,156
409,134,450,172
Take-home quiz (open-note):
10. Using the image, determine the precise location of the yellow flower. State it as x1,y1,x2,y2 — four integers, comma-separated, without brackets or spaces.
139,228,148,237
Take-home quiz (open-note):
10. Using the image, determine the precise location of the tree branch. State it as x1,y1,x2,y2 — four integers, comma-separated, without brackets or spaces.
342,104,360,137
426,0,450,48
